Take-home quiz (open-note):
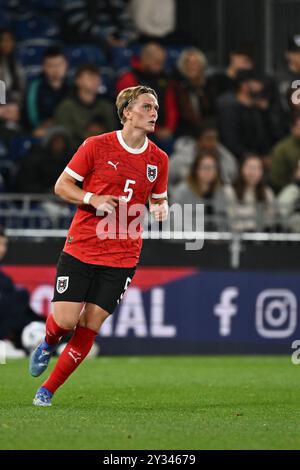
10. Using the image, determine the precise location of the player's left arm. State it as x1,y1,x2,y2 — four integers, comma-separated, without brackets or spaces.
149,152,169,222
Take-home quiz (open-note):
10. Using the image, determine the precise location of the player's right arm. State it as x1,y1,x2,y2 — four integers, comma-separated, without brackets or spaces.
54,137,119,213
54,172,119,213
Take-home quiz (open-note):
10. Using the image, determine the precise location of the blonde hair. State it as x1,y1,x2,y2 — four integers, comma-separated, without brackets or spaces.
177,48,207,76
116,85,158,125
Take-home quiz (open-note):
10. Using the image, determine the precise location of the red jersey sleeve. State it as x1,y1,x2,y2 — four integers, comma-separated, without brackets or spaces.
151,152,169,199
64,138,95,182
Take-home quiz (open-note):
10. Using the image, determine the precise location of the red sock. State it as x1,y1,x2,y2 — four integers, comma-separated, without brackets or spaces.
42,326,97,394
45,314,71,346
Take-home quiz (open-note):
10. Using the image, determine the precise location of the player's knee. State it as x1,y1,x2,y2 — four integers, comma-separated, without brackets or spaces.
80,306,109,330
63,320,78,330
54,314,78,331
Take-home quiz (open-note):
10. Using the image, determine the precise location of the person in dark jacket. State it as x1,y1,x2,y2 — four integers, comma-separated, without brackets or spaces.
217,71,282,162
55,63,117,148
0,227,43,355
23,47,69,137
15,126,73,194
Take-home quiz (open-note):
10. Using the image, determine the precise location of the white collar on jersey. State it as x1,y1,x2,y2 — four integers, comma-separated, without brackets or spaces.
116,130,149,154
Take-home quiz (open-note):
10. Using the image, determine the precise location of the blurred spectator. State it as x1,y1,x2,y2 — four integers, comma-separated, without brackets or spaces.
116,42,178,151
15,126,73,193
129,0,176,44
277,160,300,232
62,0,136,53
173,48,214,136
14,127,74,225
277,35,300,121
0,226,43,356
169,123,238,187
0,29,23,135
55,63,116,148
23,47,69,137
84,115,109,139
217,71,280,161
0,101,21,133
285,86,300,129
0,28,24,104
270,115,300,192
224,155,276,232
208,44,254,106
171,152,228,230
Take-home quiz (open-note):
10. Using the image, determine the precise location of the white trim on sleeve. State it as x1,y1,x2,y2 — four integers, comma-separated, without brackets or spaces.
151,191,168,199
65,166,84,182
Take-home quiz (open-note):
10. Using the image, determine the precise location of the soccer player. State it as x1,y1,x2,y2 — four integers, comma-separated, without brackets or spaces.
29,85,169,406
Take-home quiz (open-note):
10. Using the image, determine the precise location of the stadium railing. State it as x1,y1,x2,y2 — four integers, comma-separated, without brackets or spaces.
0,194,298,268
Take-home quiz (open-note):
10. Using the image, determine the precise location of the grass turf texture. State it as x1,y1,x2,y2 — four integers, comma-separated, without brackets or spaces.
0,356,299,450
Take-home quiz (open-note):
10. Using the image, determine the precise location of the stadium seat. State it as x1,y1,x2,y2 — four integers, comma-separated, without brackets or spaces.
13,15,60,42
0,139,9,159
111,46,141,72
0,11,11,28
26,0,60,10
97,66,115,97
8,136,39,161
17,44,47,67
64,45,107,69
0,159,17,192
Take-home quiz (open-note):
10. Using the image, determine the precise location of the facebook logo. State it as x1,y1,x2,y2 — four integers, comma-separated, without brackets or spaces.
214,287,239,336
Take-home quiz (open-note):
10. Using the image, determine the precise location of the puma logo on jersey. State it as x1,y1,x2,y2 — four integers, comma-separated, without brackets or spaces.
108,161,119,170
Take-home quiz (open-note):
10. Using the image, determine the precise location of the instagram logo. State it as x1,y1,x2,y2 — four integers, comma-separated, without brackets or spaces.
255,289,297,338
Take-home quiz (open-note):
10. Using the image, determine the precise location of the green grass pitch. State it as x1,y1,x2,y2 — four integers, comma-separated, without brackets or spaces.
0,356,299,450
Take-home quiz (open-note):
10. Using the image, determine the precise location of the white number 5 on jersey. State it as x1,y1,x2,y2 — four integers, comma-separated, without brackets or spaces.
121,179,136,202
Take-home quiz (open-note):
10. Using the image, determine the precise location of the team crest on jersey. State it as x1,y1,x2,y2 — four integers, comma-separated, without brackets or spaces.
147,164,158,182
56,276,69,294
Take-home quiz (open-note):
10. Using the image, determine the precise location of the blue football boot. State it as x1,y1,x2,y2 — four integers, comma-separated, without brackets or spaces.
29,340,56,377
33,387,53,407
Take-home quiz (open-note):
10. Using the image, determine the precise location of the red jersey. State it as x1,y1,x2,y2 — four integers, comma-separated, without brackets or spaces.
63,130,168,267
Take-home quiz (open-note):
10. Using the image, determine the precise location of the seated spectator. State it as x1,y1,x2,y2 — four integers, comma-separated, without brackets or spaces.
173,48,214,136
0,227,43,357
62,0,136,53
0,28,24,104
277,160,300,232
171,152,228,230
169,123,238,187
277,36,300,125
23,47,69,138
84,115,109,139
14,127,74,225
14,126,73,194
0,29,24,137
270,115,300,193
55,64,117,148
116,42,178,151
217,71,280,162
224,155,276,232
208,44,254,106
